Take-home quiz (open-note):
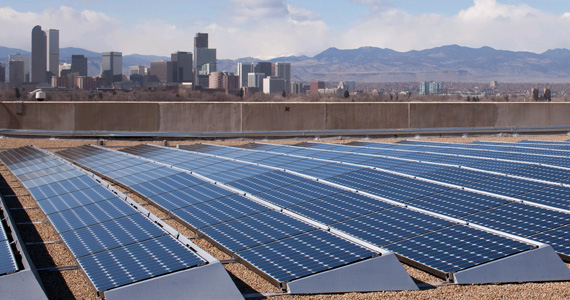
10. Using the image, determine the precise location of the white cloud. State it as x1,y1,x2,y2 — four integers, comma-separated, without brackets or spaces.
340,0,570,54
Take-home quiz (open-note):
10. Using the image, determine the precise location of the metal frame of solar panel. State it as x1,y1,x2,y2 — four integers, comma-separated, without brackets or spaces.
0,146,243,300
0,192,48,300
172,143,570,284
277,142,570,258
58,144,419,293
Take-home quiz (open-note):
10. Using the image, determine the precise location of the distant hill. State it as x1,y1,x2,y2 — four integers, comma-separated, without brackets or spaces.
3,45,570,82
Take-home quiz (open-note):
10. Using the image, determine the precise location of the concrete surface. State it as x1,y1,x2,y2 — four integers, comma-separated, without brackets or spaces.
1,101,569,133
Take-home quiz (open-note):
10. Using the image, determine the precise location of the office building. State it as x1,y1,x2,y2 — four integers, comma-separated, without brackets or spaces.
47,29,59,78
9,53,30,82
150,60,173,84
255,62,272,78
194,33,216,87
129,66,147,76
237,62,253,88
419,82,429,95
101,51,122,85
0,63,4,83
273,63,291,93
31,25,47,83
209,72,224,89
263,77,285,94
429,82,443,94
171,51,193,83
310,81,325,94
248,73,265,89
71,55,88,76
9,60,25,86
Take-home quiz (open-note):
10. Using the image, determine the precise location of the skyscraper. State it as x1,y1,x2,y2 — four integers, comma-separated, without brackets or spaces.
9,60,25,87
254,62,272,78
71,55,88,76
171,51,193,83
47,29,59,78
101,51,122,85
9,53,30,82
273,63,291,93
194,33,216,87
237,62,253,89
0,63,5,83
31,25,47,83
149,61,173,84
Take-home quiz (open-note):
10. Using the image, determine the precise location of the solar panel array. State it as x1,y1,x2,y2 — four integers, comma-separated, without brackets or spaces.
0,146,208,292
57,145,383,286
0,206,18,276
175,142,570,262
260,140,570,259
111,144,544,280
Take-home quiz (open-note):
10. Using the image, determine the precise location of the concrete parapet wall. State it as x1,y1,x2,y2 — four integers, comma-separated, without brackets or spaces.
1,101,569,133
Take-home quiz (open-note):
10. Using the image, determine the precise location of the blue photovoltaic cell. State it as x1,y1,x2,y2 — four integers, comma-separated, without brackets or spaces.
192,160,246,176
332,207,454,246
364,178,453,203
48,199,137,233
465,176,549,197
468,160,526,173
299,164,364,179
280,160,332,173
207,165,271,183
506,165,570,183
172,194,270,229
236,230,377,283
504,154,559,164
358,157,407,169
28,175,101,201
387,162,449,176
461,202,570,237
233,152,280,163
288,191,394,224
407,189,509,218
431,156,486,167
326,168,404,191
384,225,534,274
201,210,316,252
228,170,308,194
247,155,303,168
61,214,167,258
516,185,570,210
0,241,18,275
36,186,118,215
332,153,379,164
528,225,570,257
78,235,206,292
420,167,495,186
300,151,348,161
399,152,448,162
256,180,344,207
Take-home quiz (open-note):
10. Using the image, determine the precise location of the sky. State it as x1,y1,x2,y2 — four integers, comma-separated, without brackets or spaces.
1,0,570,59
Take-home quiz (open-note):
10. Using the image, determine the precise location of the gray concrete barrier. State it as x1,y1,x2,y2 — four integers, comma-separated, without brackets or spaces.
0,101,568,133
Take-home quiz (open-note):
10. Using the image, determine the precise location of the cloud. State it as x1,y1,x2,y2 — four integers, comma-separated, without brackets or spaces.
340,0,570,54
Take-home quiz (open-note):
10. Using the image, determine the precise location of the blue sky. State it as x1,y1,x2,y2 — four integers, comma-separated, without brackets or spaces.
1,0,570,59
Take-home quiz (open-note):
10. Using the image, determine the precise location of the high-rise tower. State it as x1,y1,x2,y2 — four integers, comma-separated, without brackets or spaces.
31,25,47,83
101,51,122,85
194,33,216,88
47,29,59,78
171,51,193,83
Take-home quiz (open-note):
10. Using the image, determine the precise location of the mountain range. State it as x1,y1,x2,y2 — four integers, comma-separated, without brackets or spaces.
2,45,570,82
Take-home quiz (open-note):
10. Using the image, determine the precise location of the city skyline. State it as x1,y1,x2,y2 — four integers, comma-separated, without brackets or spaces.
0,1,569,60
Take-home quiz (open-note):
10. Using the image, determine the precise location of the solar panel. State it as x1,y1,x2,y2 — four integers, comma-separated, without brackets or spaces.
363,178,453,203
528,225,570,258
387,162,449,176
228,170,308,194
332,207,454,246
236,230,377,283
465,176,550,197
326,168,404,191
506,165,570,182
0,241,18,275
201,210,316,252
384,225,535,274
516,185,570,210
256,180,345,207
288,191,394,224
78,235,206,292
460,202,570,237
420,167,496,186
406,189,510,218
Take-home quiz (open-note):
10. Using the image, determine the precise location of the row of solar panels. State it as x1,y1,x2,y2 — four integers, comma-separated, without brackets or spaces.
0,147,243,300
57,143,569,288
0,201,18,276
57,145,418,292
224,141,570,260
